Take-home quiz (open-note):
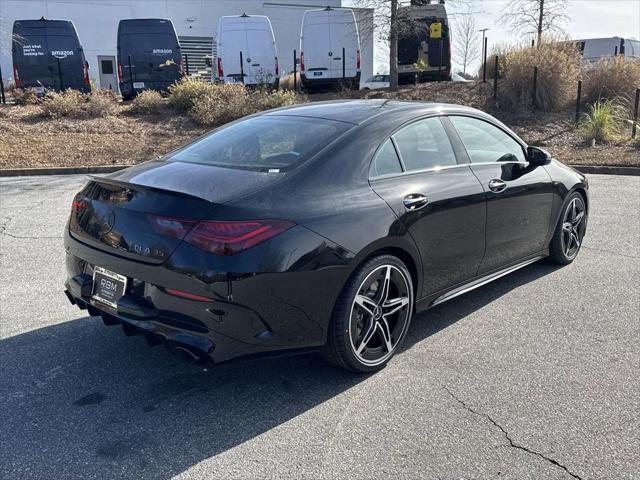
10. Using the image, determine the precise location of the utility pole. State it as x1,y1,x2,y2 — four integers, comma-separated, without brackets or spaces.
479,28,489,83
479,28,489,60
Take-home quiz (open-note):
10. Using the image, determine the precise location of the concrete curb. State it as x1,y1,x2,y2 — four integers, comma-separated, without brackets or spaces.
1,164,639,178
571,165,640,176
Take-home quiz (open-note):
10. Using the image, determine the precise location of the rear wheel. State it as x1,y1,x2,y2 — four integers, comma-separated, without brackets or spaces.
323,255,414,372
548,192,587,264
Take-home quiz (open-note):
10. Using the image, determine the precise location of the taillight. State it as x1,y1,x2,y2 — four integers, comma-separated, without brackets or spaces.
71,193,88,215
217,57,224,78
356,49,361,70
275,56,279,76
83,62,90,85
118,63,123,81
148,215,295,255
13,65,21,88
300,52,305,72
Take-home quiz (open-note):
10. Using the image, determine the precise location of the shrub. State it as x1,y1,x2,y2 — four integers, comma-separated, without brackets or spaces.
254,90,300,110
167,78,217,113
12,88,39,105
86,89,118,117
40,90,87,118
40,89,117,118
583,56,640,105
579,98,628,144
129,90,165,114
497,41,581,112
188,83,250,126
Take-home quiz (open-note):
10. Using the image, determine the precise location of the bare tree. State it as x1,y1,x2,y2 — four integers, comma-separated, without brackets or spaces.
453,8,480,74
356,0,471,91
500,0,568,46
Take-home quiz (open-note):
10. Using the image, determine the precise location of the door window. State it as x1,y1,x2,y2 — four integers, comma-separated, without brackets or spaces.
449,116,526,164
392,117,457,172
370,139,402,177
101,60,114,74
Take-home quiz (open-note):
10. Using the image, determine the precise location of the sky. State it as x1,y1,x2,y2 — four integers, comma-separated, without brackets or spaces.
350,0,640,73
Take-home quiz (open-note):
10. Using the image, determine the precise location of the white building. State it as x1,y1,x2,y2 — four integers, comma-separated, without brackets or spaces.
0,0,374,89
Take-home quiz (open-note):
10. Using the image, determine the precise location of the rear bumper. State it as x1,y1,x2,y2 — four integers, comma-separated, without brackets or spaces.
63,227,349,364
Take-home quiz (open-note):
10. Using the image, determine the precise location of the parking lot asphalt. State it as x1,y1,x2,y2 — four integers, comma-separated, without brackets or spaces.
0,173,638,480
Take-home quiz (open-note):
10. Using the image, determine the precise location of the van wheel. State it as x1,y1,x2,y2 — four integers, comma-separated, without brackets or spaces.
323,255,414,373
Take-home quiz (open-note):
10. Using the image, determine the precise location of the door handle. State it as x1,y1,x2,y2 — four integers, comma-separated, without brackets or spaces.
488,179,507,193
403,194,429,211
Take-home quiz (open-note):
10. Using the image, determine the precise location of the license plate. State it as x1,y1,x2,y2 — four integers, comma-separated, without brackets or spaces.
313,71,323,76
133,82,145,89
92,266,127,309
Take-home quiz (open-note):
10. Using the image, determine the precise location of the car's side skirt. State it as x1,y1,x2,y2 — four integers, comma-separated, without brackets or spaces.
427,254,547,308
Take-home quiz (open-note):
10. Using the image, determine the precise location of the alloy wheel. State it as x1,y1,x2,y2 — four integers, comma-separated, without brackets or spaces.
561,197,586,261
349,265,412,366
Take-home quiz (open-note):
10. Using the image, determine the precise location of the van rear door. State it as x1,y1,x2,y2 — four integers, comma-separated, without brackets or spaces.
243,18,277,85
218,18,248,83
302,11,331,79
329,10,359,79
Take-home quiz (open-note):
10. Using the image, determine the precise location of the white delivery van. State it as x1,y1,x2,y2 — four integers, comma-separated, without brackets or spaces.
216,14,279,87
576,37,640,63
300,7,361,91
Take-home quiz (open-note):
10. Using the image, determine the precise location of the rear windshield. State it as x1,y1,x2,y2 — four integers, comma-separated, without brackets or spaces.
166,115,351,172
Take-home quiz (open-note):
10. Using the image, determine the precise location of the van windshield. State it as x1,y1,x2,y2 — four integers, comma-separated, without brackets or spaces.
167,115,352,171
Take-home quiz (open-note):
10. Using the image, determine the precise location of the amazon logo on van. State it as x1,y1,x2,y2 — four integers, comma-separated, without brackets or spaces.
51,50,74,58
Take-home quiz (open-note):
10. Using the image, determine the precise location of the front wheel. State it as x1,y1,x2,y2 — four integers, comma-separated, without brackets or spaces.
548,192,587,264
323,255,414,372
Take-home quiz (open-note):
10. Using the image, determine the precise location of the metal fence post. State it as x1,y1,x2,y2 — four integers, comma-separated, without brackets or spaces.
482,37,488,83
493,55,498,98
342,47,346,80
293,49,297,91
239,51,244,85
531,66,538,112
185,54,190,76
0,65,5,104
575,80,582,122
632,88,640,139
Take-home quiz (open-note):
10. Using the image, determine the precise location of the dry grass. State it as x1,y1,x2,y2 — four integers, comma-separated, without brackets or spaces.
12,88,39,106
167,78,218,113
583,56,640,105
128,90,166,115
40,89,117,119
496,42,581,112
1,82,638,170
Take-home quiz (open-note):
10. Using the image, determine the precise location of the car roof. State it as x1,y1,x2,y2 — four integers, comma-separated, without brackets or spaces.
263,99,486,125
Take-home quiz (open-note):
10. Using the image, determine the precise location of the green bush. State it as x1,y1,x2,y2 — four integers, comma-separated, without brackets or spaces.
167,78,217,113
129,90,165,115
583,56,640,105
579,99,628,144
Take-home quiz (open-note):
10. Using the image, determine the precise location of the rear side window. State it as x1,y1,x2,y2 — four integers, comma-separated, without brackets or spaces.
392,117,457,172
167,115,351,172
370,139,402,177
449,116,526,164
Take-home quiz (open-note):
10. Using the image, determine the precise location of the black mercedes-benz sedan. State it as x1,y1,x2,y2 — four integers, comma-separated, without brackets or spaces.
64,100,588,372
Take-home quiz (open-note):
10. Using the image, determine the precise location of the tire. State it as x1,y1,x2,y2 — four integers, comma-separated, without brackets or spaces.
322,255,414,373
548,192,587,265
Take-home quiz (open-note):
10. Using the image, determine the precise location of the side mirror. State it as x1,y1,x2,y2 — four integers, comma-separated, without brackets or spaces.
527,146,552,166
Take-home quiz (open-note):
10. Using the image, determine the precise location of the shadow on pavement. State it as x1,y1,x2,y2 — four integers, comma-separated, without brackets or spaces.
0,262,558,479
